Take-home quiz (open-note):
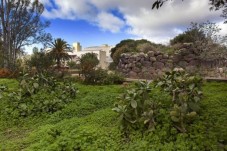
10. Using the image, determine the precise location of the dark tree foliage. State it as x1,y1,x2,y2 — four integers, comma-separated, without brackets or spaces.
27,47,54,73
110,39,136,58
48,38,71,68
80,53,99,72
170,28,206,45
171,21,221,45
79,52,99,83
171,22,227,63
110,39,152,66
0,0,52,70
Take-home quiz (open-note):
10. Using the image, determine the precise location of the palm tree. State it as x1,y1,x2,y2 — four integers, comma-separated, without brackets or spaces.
49,38,71,68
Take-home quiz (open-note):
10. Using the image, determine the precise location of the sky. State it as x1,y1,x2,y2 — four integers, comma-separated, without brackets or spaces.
26,0,227,53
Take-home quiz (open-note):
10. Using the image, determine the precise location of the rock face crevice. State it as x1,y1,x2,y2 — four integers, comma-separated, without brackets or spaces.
117,44,227,79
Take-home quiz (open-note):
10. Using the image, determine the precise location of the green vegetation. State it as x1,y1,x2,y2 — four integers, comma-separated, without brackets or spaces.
79,53,124,85
110,39,174,68
79,52,99,83
0,0,51,70
113,81,160,133
156,70,203,133
48,38,71,68
1,74,77,117
1,77,227,150
27,47,54,73
110,39,151,66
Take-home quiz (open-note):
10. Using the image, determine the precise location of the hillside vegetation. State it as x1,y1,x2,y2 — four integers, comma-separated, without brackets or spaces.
0,78,227,151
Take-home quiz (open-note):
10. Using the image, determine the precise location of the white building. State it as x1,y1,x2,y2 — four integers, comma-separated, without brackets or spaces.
68,42,113,69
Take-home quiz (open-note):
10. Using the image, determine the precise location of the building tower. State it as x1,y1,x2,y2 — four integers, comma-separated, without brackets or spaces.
72,42,82,53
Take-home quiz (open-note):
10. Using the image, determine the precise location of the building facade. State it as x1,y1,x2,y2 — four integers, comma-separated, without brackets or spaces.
68,42,113,69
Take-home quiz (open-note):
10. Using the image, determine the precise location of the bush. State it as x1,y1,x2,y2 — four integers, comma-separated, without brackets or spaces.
3,73,78,117
27,48,54,73
113,69,203,135
108,62,117,70
113,81,161,134
79,53,99,83
155,69,203,132
107,72,125,84
83,68,124,85
67,61,78,69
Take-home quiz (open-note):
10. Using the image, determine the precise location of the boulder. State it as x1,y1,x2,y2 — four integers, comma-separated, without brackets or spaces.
129,71,138,78
136,56,141,61
150,57,156,62
178,61,188,68
147,51,155,57
173,55,181,63
156,55,163,61
133,67,141,73
153,62,165,69
165,62,173,69
189,60,199,66
163,54,169,59
146,67,155,73
142,61,151,67
154,51,162,56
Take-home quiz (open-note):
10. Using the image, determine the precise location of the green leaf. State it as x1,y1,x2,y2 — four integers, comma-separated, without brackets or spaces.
131,100,137,108
171,116,179,122
194,96,200,102
20,103,27,110
112,107,121,113
189,84,195,90
20,79,26,86
144,119,150,124
188,102,200,112
33,83,39,89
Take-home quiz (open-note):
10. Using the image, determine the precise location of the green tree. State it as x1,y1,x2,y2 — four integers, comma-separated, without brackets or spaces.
170,28,206,45
110,39,152,66
79,52,99,83
27,47,54,73
48,38,71,68
0,0,52,70
171,22,227,64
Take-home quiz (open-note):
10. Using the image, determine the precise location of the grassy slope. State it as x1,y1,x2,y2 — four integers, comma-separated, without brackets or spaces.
0,79,227,151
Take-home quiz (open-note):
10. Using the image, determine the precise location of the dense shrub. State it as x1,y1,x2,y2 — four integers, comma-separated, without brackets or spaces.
79,52,99,83
83,68,124,85
156,69,203,132
113,81,162,134
27,48,54,73
67,60,78,69
114,69,203,135
2,73,78,117
108,62,117,71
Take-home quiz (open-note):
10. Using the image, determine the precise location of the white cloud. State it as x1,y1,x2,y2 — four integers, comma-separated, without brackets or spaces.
96,12,125,33
39,0,53,7
41,0,225,43
42,0,97,20
217,21,227,36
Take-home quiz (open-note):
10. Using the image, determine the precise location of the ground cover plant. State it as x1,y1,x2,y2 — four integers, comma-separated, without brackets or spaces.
0,76,227,150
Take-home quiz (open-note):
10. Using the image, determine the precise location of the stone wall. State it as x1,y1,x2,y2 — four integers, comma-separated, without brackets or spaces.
117,44,227,79
117,51,173,79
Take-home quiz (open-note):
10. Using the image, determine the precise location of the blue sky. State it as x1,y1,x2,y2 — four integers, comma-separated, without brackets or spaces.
26,0,226,53
45,19,132,48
